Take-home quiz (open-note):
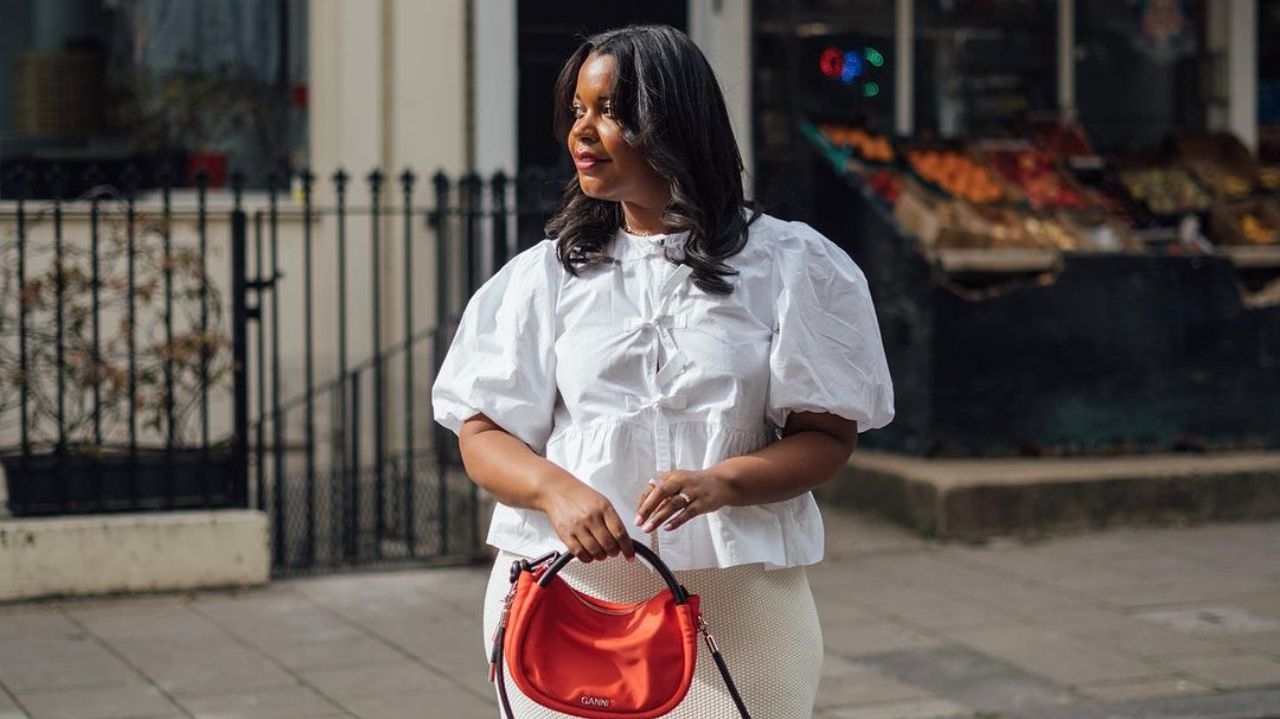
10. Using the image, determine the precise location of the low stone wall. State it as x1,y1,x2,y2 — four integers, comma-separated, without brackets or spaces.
0,510,270,602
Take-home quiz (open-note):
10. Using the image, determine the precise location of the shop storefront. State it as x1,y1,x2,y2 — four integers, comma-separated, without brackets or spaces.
753,0,1280,456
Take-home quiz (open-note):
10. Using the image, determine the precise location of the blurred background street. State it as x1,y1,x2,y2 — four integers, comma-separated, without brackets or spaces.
2,1,1279,717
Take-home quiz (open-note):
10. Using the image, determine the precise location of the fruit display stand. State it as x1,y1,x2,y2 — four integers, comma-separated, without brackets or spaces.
901,140,1009,206
976,139,1095,211
1063,155,1145,226
1177,132,1265,201
1113,161,1214,224
813,122,896,165
1208,200,1280,272
1078,154,1221,251
805,119,1276,263
800,125,1280,457
1060,209,1143,254
902,136,1146,255
1262,166,1280,193
1211,200,1280,246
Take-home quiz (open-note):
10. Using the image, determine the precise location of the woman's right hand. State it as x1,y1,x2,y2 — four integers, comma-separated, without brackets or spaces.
537,475,635,563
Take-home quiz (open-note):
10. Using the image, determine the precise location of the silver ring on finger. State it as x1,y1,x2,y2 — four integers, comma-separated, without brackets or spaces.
676,491,692,506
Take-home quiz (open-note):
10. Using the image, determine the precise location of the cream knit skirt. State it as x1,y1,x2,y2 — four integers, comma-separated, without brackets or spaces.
482,549,824,718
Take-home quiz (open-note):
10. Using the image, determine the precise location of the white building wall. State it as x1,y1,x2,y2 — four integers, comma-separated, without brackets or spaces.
689,0,755,196
304,0,468,461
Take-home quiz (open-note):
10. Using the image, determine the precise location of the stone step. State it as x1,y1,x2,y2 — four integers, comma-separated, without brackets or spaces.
820,450,1280,540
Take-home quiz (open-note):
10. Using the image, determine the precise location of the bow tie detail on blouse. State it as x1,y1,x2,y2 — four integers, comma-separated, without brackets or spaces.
622,264,695,477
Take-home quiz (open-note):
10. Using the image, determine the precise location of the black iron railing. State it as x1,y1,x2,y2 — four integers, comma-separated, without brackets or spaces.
1,161,568,575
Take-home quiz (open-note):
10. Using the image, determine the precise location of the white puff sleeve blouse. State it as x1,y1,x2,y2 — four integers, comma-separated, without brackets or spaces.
432,214,894,570
432,242,561,455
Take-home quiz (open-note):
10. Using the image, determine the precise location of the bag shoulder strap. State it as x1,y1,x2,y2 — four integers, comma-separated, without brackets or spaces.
493,623,518,719
699,615,751,718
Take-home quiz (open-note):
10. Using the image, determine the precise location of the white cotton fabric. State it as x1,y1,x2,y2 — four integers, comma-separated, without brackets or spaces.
432,213,894,571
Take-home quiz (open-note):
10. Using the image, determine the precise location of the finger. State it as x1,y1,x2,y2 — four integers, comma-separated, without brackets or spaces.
635,477,662,523
636,476,677,523
641,495,689,533
564,538,587,564
603,510,635,559
663,498,701,531
587,518,620,559
635,481,658,519
574,531,605,563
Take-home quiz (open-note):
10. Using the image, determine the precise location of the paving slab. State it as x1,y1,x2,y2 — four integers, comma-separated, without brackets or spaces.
1074,676,1216,702
13,684,181,719
1222,591,1280,624
0,610,80,642
816,653,935,709
359,630,496,701
0,654,141,694
176,686,345,719
943,623,1167,686
337,688,495,719
1226,634,1280,659
1013,687,1280,719
857,646,1080,715
256,637,409,671
1153,650,1280,689
826,571,1014,630
1135,605,1280,637
821,620,944,659
1044,608,1231,658
0,634,106,670
65,604,227,644
121,644,299,698
295,663,456,701
0,689,28,719
1081,574,1278,610
811,589,881,625
819,697,973,719
854,551,1105,617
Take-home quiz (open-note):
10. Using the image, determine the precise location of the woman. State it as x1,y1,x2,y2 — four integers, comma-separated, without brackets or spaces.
432,24,894,717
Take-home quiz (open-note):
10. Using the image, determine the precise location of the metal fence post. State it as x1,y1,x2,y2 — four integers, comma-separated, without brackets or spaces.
231,207,250,508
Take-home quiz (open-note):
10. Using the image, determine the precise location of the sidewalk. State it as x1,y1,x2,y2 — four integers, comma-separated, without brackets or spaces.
1,510,1278,719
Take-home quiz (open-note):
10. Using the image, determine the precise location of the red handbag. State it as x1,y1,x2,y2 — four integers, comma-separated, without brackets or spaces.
489,543,751,718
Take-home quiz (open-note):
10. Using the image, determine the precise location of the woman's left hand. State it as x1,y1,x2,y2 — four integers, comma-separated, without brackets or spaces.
635,469,733,534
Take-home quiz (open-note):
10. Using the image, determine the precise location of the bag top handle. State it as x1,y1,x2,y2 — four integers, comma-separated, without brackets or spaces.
529,542,691,605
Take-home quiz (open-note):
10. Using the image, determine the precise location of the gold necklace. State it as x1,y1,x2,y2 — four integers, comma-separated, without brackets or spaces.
623,222,662,237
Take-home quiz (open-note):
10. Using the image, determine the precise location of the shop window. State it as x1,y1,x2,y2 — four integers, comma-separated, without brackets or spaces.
912,0,1058,139
1075,0,1207,152
755,0,898,143
753,0,897,216
0,0,307,198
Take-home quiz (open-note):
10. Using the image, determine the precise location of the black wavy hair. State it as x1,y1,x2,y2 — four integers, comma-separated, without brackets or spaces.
544,24,759,295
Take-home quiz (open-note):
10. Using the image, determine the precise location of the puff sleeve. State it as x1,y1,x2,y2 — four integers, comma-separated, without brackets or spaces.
431,240,561,454
766,223,895,433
